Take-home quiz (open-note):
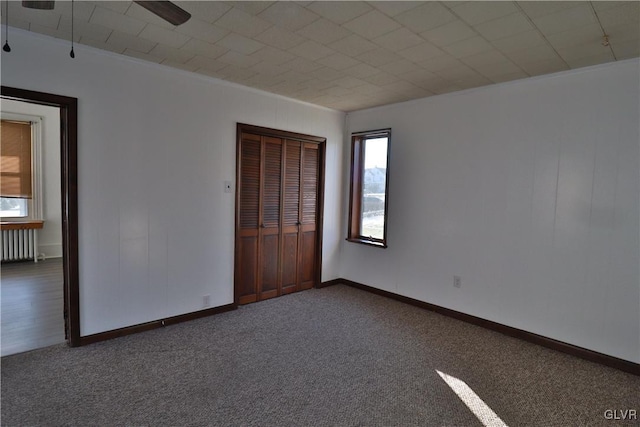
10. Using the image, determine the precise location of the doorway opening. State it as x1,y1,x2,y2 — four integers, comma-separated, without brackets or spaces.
1,101,63,355
1,86,80,348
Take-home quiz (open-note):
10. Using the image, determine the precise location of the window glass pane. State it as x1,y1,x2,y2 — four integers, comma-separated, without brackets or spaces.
0,197,28,217
1,120,33,198
348,129,391,247
360,137,388,240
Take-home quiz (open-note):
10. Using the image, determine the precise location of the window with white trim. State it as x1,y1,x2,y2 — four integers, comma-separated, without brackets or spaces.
0,114,42,221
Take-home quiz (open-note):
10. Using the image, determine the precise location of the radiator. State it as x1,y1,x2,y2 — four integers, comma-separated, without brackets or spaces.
1,229,38,262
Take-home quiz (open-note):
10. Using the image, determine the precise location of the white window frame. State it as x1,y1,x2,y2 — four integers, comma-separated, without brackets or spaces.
0,112,43,221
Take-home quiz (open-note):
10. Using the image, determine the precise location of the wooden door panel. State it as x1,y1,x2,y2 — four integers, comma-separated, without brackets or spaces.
302,144,319,226
259,138,282,300
262,139,282,228
299,143,319,289
284,141,301,227
259,233,279,299
239,135,261,230
281,232,298,294
300,230,316,290
238,235,258,304
237,133,261,303
282,140,302,293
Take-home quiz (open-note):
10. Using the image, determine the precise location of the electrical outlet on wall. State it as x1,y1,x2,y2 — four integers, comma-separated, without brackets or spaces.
203,295,211,308
454,276,461,288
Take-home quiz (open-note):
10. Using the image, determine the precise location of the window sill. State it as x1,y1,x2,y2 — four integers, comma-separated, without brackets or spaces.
0,220,44,230
346,237,387,249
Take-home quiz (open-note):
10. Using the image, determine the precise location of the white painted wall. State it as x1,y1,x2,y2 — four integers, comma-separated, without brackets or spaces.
1,29,345,336
343,59,640,363
1,99,62,259
3,28,636,364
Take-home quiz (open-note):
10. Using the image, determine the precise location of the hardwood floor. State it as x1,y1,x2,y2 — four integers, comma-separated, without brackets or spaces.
1,258,65,356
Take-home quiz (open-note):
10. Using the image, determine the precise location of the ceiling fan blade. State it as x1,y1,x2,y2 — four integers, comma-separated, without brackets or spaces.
133,1,191,26
22,1,55,10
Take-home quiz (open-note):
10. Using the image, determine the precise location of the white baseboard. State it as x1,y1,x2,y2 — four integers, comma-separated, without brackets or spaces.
38,243,62,259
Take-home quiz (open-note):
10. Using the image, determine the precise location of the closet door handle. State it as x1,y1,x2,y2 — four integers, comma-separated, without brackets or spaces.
260,223,266,228
296,221,301,226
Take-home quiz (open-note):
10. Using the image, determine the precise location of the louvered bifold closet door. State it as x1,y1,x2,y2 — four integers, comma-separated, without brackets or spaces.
258,137,283,300
236,125,323,305
299,143,319,290
281,140,302,294
237,133,261,304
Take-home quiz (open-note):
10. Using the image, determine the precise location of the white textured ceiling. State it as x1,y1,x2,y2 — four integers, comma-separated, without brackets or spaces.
3,1,639,111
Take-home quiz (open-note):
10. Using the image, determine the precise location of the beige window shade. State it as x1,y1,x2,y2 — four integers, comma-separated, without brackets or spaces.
1,120,33,199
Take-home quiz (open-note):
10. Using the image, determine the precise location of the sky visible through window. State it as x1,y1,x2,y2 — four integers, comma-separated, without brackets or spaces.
0,197,28,217
361,137,388,240
364,137,388,169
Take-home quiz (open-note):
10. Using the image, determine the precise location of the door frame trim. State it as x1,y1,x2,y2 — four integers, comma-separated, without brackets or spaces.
1,86,80,346
234,123,326,305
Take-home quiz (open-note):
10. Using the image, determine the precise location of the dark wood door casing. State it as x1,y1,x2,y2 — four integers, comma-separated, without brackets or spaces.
234,124,326,305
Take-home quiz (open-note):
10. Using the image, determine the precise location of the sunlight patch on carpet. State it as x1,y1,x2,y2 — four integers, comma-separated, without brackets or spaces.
436,370,508,427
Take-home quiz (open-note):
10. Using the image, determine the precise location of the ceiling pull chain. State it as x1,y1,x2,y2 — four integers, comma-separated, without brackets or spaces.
3,1,11,52
69,0,75,58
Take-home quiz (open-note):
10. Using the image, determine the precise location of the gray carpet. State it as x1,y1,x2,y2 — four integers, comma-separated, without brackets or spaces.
2,285,638,426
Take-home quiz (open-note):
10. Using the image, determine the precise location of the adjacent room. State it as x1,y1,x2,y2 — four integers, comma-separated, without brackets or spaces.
1,1,638,425
1,99,65,357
